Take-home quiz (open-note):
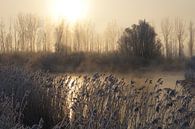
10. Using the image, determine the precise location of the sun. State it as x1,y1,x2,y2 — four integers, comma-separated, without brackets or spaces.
51,0,89,22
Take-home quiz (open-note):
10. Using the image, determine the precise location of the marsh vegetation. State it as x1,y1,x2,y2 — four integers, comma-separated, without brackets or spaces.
0,66,194,129
0,16,195,129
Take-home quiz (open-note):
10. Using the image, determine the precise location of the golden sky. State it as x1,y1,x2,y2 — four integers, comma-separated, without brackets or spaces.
1,0,195,29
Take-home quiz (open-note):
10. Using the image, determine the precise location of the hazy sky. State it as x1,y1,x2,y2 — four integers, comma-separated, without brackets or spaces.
1,0,195,30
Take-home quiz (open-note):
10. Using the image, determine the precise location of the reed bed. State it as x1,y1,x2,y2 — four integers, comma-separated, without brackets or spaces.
0,66,194,129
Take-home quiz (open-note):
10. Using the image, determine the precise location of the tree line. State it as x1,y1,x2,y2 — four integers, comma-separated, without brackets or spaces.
0,14,121,54
0,14,194,60
161,18,195,59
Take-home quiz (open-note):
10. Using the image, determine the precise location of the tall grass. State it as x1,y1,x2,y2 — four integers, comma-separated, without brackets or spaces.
0,66,194,129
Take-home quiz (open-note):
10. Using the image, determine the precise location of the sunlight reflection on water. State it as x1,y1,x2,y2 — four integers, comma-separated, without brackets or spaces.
63,71,185,121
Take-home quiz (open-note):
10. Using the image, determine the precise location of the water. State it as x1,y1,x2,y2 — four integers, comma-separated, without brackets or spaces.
116,71,184,88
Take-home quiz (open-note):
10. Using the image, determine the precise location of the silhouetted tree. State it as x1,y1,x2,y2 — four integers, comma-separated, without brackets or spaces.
14,14,39,52
161,18,173,58
5,26,13,53
73,23,82,52
104,21,121,52
0,20,5,53
43,21,54,52
175,18,186,58
118,20,162,59
188,21,194,58
55,21,66,53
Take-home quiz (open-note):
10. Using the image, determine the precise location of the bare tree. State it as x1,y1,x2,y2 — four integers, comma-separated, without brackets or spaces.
26,14,39,52
16,14,27,51
63,21,71,53
13,18,20,52
170,35,178,58
175,18,186,58
73,22,84,52
188,21,195,58
55,21,64,53
5,24,13,53
14,14,39,52
54,20,71,54
73,22,90,52
104,21,121,53
80,21,95,52
94,34,101,53
161,18,173,58
0,20,5,53
41,20,55,52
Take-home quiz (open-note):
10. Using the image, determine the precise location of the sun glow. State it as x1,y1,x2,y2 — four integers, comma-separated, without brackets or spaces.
51,0,89,22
